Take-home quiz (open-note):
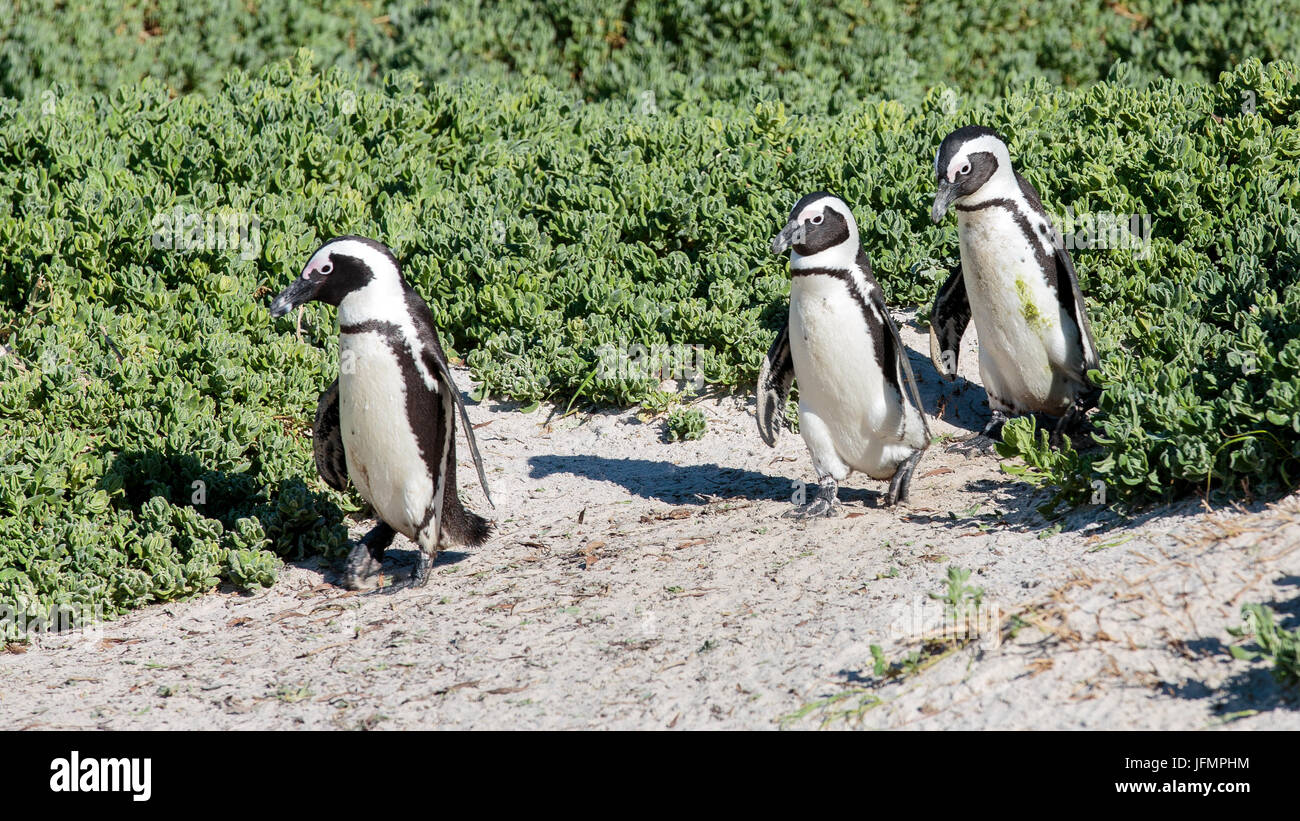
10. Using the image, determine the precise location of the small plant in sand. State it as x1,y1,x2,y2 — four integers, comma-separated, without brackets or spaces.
1228,603,1300,687
931,565,985,632
665,408,707,442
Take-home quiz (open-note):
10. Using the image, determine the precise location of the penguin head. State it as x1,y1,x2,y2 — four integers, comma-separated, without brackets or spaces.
930,126,1014,223
770,192,859,268
269,236,401,317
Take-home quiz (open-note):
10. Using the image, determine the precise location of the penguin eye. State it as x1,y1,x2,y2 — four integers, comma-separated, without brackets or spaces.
320,263,333,275
810,214,824,225
959,162,971,176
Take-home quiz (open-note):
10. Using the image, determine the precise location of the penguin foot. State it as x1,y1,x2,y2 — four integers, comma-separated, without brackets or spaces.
949,411,1010,457
1049,403,1091,449
1048,422,1069,450
784,477,842,519
343,544,383,590
949,433,998,457
886,450,925,506
980,410,1011,440
341,522,396,591
411,550,435,587
373,550,438,596
785,497,843,518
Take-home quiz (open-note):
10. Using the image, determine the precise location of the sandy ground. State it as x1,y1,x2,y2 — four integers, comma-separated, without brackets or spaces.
3,311,1298,730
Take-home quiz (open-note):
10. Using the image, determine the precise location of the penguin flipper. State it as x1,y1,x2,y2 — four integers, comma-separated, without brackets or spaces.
870,289,932,444
313,378,349,492
756,321,795,447
929,265,970,380
1018,170,1100,392
421,347,495,509
1051,240,1102,384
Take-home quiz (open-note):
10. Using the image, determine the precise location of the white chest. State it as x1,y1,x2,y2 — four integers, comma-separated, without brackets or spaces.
788,278,878,391
337,332,435,536
957,212,1054,329
788,277,895,454
956,209,1072,410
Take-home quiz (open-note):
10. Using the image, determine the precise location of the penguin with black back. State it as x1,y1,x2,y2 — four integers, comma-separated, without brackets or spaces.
759,192,931,517
269,236,493,591
929,126,1101,444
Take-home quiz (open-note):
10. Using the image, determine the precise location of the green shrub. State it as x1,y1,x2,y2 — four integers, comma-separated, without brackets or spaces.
0,0,389,99
4,0,1298,109
0,26,1298,621
665,407,707,442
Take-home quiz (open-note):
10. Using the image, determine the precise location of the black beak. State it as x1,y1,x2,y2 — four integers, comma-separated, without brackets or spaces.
931,180,959,223
770,220,805,255
268,277,317,318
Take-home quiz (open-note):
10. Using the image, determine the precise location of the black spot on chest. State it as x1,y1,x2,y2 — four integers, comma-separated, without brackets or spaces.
339,318,452,485
791,265,901,396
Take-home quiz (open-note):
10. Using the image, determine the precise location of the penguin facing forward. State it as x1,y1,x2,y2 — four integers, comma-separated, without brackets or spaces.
929,126,1100,441
269,236,494,590
758,192,931,517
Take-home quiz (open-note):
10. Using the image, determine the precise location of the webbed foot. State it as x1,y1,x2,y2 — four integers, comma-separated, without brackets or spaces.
785,476,842,518
949,410,1010,456
372,550,436,595
886,450,925,506
342,522,396,591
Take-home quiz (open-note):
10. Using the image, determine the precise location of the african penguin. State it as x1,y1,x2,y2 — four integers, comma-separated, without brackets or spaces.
758,192,931,517
269,236,494,590
929,126,1101,441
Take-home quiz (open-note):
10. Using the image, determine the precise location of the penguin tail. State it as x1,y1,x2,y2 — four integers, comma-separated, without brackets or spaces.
461,509,492,547
441,492,493,548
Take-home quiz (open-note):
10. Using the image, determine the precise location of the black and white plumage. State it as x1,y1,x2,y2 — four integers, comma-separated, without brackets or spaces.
759,192,930,517
929,126,1101,439
269,236,493,591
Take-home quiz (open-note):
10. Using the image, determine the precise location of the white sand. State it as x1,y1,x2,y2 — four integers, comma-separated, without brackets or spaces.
4,311,1297,729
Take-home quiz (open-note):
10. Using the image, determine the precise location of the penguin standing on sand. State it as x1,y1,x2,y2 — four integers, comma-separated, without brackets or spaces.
929,126,1100,441
758,192,930,517
269,236,493,590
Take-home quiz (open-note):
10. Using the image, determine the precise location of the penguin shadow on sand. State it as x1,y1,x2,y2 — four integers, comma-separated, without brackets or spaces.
527,453,798,506
342,543,470,586
894,314,990,438
527,417,943,512
481,392,794,506
888,314,1141,535
101,449,469,590
525,323,990,511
